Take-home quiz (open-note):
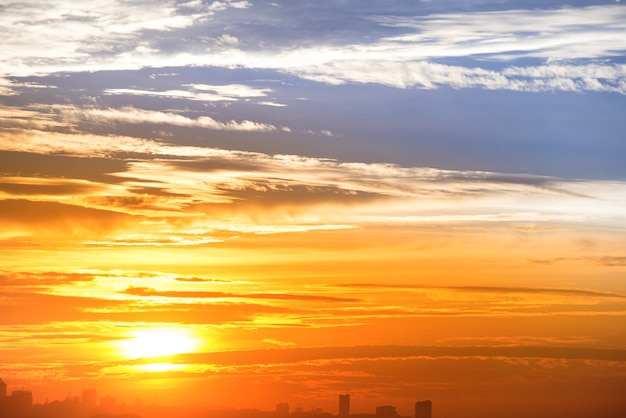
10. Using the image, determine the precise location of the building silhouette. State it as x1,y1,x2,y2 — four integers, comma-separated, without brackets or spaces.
339,394,350,417
414,400,431,418
82,387,97,407
4,388,33,417
0,378,6,398
276,402,290,415
375,405,397,418
101,394,116,412
11,389,33,408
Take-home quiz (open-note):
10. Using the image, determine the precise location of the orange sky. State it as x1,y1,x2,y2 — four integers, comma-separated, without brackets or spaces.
1,182,626,417
1,130,626,418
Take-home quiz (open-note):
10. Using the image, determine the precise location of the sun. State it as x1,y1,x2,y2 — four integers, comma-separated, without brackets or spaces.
119,327,200,359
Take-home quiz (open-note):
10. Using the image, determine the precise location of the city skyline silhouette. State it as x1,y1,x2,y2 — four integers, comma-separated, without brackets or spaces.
2,380,436,418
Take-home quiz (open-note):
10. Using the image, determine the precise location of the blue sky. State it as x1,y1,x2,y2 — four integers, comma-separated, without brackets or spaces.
1,0,625,179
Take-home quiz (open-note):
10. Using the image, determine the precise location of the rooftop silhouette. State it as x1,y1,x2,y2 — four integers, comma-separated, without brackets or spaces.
0,380,434,418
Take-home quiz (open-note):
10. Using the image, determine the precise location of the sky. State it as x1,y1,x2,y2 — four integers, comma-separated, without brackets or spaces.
1,1,626,417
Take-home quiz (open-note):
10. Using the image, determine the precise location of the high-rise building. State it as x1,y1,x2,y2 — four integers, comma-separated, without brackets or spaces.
11,390,33,408
339,394,350,417
375,405,397,418
276,402,290,415
0,378,6,398
414,400,432,418
82,388,98,407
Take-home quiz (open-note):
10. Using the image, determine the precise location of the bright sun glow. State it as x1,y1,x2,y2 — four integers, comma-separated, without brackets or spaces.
135,363,188,373
120,328,200,359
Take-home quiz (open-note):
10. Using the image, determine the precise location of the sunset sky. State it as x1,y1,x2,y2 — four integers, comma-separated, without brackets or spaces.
1,1,626,417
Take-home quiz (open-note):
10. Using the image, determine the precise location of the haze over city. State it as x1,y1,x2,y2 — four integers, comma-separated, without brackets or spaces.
1,1,625,418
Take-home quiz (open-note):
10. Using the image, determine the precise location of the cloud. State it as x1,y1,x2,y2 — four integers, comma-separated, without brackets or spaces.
0,291,127,326
216,33,239,46
263,338,296,347
122,286,361,302
373,5,626,61
0,0,201,75
0,127,216,158
0,0,253,75
84,234,223,247
0,269,309,326
207,1,251,12
0,271,97,288
184,83,271,97
2,122,626,232
283,59,626,93
70,106,277,132
0,105,65,129
257,101,287,107
1,99,625,245
175,276,226,283
336,283,626,299
103,88,239,102
0,151,127,185
436,335,603,347
0,78,19,96
104,82,273,102
177,345,626,366
1,2,624,94
0,177,105,196
529,256,626,267
0,199,137,230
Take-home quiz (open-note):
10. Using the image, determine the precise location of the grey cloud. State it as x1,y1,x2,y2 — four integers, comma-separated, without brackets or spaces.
0,290,295,326
3,0,625,96
529,256,626,267
122,286,361,302
595,257,626,267
166,157,270,173
0,271,97,288
174,276,228,282
447,173,594,199
213,183,385,207
176,344,626,366
0,149,128,189
0,292,126,326
0,181,100,196
337,283,626,299
0,199,138,227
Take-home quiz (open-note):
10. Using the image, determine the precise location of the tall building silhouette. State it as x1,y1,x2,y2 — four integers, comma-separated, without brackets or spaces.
11,390,33,408
276,402,290,415
376,405,397,418
339,394,350,417
414,400,432,418
0,378,6,398
101,395,116,412
82,388,98,407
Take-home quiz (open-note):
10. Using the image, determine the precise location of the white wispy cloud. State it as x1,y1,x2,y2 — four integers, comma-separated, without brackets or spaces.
0,78,18,96
0,105,65,129
0,0,201,75
258,101,287,107
1,2,624,94
207,0,251,12
103,88,237,102
373,5,626,61
183,83,272,98
104,83,273,102
3,125,626,224
0,0,246,76
62,105,278,132
281,59,626,93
